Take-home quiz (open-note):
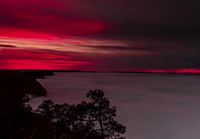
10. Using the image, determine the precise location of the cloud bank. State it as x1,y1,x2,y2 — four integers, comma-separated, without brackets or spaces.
0,0,200,70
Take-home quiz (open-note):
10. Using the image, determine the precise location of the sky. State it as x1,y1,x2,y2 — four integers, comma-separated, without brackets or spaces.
0,0,200,71
31,72,200,139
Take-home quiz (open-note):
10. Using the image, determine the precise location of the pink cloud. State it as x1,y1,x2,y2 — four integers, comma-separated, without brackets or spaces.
0,49,91,70
0,0,108,39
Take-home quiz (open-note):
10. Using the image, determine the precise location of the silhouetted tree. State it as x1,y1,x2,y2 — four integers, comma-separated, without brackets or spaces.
34,89,126,139
36,100,99,139
86,89,126,139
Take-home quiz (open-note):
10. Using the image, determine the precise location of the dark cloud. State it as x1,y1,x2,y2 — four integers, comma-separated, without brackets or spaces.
0,0,199,39
0,44,16,48
84,45,154,52
58,0,200,39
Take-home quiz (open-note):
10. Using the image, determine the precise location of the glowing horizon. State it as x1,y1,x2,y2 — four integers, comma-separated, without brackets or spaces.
0,0,199,71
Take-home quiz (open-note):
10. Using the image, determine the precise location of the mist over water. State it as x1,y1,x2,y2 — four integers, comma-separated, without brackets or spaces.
31,72,200,139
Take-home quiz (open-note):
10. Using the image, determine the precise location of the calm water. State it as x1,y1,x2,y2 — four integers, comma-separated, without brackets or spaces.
31,72,200,139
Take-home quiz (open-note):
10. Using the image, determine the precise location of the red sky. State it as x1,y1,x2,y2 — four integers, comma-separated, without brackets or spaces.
0,0,200,72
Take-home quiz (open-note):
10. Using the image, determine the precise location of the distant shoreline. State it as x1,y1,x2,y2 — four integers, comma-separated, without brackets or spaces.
0,69,200,76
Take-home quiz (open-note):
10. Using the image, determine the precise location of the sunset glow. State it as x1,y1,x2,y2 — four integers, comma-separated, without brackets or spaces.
0,0,199,72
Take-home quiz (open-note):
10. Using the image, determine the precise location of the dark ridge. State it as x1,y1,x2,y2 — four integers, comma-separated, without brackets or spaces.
0,70,55,79
0,71,47,119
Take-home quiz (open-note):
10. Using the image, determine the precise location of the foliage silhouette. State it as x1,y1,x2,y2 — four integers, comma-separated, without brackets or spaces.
0,72,126,139
86,89,126,139
34,89,126,139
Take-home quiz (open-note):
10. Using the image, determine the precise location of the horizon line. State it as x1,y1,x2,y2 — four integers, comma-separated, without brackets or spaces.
1,68,200,75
